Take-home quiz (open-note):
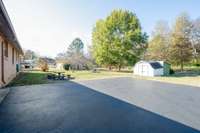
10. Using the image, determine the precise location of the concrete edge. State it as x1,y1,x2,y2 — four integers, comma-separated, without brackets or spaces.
0,88,10,104
131,76,200,88
73,76,132,82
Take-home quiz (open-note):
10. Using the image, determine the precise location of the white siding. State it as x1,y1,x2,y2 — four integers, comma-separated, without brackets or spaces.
153,68,164,76
134,61,164,77
134,62,154,76
56,63,64,70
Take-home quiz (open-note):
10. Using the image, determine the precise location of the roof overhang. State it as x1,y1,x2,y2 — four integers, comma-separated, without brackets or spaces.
0,0,23,55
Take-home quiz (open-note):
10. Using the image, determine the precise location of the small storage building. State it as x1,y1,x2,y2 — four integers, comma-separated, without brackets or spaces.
134,61,170,77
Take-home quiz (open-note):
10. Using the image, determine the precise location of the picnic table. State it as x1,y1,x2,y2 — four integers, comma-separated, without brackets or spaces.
54,72,65,80
47,72,72,80
47,72,64,80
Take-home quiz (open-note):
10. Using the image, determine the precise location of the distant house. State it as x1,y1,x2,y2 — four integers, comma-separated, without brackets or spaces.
56,59,68,71
21,60,35,70
134,61,170,77
0,0,23,87
40,57,56,68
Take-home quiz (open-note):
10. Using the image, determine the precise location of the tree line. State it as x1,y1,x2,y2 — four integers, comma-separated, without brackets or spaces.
91,10,200,71
24,39,93,71
56,38,94,70
146,13,200,71
24,10,200,72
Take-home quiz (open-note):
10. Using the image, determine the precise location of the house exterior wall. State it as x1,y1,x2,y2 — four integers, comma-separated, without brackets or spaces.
0,35,20,87
0,0,23,87
0,39,2,87
56,63,64,70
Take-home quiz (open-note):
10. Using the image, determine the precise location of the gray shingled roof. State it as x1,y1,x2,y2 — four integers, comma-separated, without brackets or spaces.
149,62,163,69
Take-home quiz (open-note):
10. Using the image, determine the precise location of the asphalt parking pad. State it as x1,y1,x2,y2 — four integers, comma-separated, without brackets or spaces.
0,80,199,133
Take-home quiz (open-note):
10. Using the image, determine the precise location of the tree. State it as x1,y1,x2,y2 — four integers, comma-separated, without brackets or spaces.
67,38,84,56
190,18,200,63
92,9,147,71
55,52,67,60
146,21,170,61
24,50,38,60
67,38,86,70
85,45,98,69
169,13,193,71
38,58,49,72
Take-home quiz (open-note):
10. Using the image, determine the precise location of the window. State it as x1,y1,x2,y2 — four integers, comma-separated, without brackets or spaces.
16,51,18,61
4,41,8,57
12,47,14,64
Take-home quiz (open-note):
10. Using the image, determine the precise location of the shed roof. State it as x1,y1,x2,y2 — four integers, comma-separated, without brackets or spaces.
149,62,163,69
137,61,163,69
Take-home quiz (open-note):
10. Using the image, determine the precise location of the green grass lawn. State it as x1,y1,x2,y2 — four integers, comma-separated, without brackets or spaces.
8,70,132,87
8,68,200,87
132,66,200,87
132,74,200,87
64,70,132,80
65,67,200,87
8,71,49,87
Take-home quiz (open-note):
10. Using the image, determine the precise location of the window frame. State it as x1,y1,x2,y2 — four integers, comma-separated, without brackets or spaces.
12,47,14,64
4,41,8,57
16,51,18,61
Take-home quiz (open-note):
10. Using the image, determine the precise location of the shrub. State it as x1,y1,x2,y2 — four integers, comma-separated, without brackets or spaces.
40,63,49,72
194,63,200,67
63,64,71,71
38,58,49,72
169,69,175,74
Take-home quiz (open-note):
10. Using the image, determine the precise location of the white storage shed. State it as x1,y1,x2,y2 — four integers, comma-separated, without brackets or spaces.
134,61,164,77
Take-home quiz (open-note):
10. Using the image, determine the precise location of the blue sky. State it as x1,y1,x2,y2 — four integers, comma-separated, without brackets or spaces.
4,0,200,57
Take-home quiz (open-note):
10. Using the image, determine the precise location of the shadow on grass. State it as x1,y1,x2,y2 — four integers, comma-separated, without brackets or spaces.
0,81,199,132
7,72,49,87
167,71,200,77
168,67,200,77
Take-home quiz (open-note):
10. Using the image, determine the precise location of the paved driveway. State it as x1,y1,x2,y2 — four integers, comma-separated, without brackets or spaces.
0,77,200,133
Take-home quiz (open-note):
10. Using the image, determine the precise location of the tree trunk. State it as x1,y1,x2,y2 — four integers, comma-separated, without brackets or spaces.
118,65,121,72
180,61,184,71
108,65,112,71
180,50,184,71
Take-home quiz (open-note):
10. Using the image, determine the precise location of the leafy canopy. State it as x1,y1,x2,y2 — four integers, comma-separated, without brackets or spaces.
92,9,147,69
66,38,87,70
67,38,84,57
169,13,193,70
146,21,170,61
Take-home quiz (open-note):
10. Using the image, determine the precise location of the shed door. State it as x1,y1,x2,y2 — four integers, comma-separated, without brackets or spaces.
141,65,148,76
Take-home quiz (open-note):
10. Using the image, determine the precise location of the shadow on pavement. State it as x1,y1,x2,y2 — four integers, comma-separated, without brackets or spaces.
0,81,199,133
